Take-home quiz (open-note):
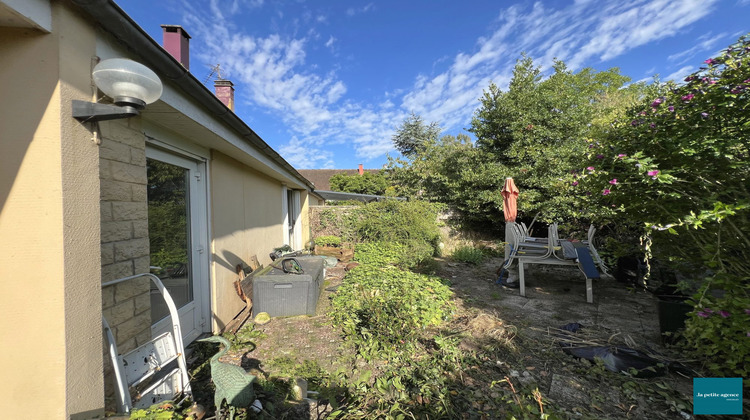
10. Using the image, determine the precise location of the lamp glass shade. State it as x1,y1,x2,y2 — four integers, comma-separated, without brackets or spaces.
92,58,163,105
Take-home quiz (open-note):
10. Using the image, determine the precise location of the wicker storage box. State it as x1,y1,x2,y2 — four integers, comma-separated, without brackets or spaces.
253,257,325,317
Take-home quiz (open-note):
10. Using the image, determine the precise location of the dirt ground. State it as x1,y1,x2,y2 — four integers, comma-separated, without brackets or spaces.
207,256,703,419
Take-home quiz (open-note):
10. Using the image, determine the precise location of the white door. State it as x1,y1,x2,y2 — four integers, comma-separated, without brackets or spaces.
146,148,209,344
283,187,302,249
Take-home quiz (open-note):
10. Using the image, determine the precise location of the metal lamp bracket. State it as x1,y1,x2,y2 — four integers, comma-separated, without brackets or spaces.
72,100,140,122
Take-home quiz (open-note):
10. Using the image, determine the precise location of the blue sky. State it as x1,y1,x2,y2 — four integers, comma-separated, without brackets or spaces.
116,0,749,169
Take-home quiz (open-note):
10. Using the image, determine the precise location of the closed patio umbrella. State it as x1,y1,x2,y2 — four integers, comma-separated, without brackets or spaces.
502,177,521,286
501,177,519,222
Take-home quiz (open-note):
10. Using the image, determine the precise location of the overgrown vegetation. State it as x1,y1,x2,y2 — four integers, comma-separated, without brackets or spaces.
330,264,454,360
314,235,342,247
165,36,749,420
573,35,750,379
323,225,557,419
315,200,445,267
451,245,486,265
385,34,750,381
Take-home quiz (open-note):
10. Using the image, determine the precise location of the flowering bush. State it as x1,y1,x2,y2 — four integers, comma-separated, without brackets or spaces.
576,33,750,378
576,33,749,260
683,273,750,379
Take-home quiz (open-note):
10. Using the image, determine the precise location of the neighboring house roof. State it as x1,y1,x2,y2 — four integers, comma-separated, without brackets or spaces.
298,168,380,190
72,0,315,191
315,190,405,203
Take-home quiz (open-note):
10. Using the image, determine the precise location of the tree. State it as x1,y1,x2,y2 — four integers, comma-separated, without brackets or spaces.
469,55,635,225
392,112,441,157
330,171,389,195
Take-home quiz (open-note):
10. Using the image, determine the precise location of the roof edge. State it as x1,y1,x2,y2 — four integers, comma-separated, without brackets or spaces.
69,0,315,191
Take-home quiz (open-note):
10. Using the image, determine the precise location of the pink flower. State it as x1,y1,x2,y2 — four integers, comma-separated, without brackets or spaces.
745,309,750,315
704,58,714,65
668,106,674,112
602,189,611,195
609,179,618,185
572,181,579,186
651,98,663,107
596,154,604,159
647,170,659,177
587,166,595,172
617,154,627,159
682,94,694,102
697,311,709,318
704,308,714,313
719,310,730,318
685,75,695,82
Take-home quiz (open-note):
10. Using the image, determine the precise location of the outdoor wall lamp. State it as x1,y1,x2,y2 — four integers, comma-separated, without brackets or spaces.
73,58,163,122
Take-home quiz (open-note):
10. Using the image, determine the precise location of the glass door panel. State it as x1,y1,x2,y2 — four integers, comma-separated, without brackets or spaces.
147,158,193,323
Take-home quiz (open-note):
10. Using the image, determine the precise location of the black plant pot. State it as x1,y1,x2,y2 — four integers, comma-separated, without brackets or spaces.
657,296,692,343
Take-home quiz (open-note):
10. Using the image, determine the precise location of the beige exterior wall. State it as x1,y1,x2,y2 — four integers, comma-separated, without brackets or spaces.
1,1,319,416
210,151,286,331
0,3,104,419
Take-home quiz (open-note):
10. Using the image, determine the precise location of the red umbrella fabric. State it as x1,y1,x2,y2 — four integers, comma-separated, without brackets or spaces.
501,177,519,222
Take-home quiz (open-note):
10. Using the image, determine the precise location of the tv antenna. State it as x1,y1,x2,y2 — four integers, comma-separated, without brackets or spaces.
203,64,224,84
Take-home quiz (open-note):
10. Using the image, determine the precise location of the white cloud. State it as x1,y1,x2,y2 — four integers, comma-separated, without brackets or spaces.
279,137,335,169
325,35,336,49
181,0,722,167
398,0,720,138
668,32,727,64
346,3,374,17
662,65,696,83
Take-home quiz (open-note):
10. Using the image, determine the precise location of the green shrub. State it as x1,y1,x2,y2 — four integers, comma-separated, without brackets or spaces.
682,273,750,380
354,240,435,269
350,200,441,244
345,200,443,266
451,246,485,265
330,264,454,360
353,241,406,267
314,235,342,247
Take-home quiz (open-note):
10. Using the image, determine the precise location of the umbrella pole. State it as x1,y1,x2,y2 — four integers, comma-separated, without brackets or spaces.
504,222,519,284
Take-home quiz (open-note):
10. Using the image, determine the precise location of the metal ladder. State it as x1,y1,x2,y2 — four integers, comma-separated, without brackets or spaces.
102,273,192,413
